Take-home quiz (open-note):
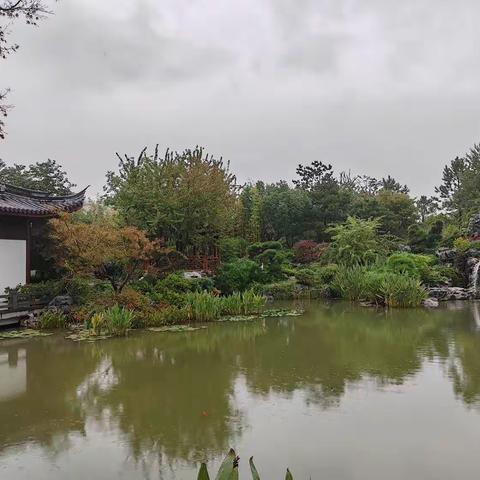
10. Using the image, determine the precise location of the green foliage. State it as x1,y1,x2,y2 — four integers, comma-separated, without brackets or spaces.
332,266,427,307
105,146,239,253
38,310,68,329
260,279,318,299
215,259,263,295
327,217,383,266
17,277,92,304
90,312,105,335
247,241,283,258
236,290,264,315
379,274,427,308
258,182,311,245
185,292,222,322
103,305,135,336
218,237,248,262
197,450,293,480
441,224,462,247
454,237,471,253
148,273,212,307
143,306,191,327
185,290,265,322
0,158,75,194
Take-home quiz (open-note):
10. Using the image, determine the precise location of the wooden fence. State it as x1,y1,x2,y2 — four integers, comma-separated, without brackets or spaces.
0,291,49,326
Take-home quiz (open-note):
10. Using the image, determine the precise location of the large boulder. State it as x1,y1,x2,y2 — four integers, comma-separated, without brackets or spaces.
468,214,480,239
427,287,471,301
422,297,440,308
436,248,457,264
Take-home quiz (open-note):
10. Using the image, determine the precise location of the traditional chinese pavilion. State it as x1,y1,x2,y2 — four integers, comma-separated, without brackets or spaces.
0,183,87,293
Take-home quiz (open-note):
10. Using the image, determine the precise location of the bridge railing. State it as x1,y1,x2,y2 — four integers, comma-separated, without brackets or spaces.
0,290,49,314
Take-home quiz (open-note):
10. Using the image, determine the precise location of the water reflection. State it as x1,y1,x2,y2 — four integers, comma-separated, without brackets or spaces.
1,302,480,479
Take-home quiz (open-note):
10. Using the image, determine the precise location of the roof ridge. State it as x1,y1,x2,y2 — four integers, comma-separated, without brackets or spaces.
0,182,88,200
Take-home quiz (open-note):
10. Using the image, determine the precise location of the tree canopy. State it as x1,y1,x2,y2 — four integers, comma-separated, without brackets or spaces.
105,146,240,254
0,158,75,194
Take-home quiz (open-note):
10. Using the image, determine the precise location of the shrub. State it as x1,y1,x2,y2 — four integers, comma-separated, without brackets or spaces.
261,279,307,299
327,217,383,266
103,305,135,336
294,268,318,287
385,252,447,286
247,241,283,258
316,264,340,284
454,237,470,253
38,309,68,329
219,237,248,262
293,240,327,264
215,259,263,294
17,277,92,304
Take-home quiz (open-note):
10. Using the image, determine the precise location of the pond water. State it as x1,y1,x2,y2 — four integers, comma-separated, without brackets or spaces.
1,301,480,480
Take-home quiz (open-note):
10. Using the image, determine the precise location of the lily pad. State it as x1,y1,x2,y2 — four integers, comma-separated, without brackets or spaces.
217,315,259,322
0,329,53,340
148,325,207,333
65,331,113,342
261,309,305,318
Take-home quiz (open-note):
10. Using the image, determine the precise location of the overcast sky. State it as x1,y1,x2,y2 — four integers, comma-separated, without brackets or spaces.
1,0,480,196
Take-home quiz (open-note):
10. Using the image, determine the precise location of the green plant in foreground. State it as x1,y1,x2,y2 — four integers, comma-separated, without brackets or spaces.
197,449,293,480
38,309,67,329
103,305,135,336
90,312,105,335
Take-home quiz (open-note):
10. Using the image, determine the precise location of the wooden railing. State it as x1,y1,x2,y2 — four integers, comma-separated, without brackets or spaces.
0,291,49,315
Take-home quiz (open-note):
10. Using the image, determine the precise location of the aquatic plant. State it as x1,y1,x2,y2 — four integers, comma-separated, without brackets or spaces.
197,449,293,480
379,274,426,308
240,289,264,315
332,266,427,307
90,312,105,335
38,309,68,329
0,329,53,339
103,305,135,336
185,291,222,322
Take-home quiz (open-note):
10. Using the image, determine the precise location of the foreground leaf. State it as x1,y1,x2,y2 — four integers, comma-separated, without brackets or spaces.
249,457,260,480
215,449,237,480
197,463,210,480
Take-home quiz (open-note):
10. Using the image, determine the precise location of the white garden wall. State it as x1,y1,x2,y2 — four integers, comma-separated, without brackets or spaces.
0,239,26,294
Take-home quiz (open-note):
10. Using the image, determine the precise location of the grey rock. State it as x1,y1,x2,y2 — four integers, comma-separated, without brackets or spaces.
48,295,73,309
468,214,480,238
183,271,203,279
436,248,457,264
427,287,471,301
422,297,439,308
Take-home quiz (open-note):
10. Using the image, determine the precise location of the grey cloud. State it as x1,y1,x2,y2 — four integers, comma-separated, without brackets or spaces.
1,0,480,198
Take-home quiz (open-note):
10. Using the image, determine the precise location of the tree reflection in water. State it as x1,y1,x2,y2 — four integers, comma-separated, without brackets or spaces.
1,301,480,475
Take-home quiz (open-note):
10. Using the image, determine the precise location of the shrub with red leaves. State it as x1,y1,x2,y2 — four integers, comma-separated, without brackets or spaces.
293,240,327,264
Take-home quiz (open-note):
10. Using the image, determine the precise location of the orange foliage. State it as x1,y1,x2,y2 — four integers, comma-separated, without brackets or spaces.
49,213,156,292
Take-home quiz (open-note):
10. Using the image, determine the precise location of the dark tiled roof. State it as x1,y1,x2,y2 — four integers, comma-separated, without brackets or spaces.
0,183,87,217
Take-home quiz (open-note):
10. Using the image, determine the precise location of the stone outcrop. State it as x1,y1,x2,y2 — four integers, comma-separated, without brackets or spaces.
427,287,471,301
422,297,440,308
468,214,480,239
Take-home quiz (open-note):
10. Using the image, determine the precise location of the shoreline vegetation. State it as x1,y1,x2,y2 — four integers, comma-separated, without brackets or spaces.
3,143,480,337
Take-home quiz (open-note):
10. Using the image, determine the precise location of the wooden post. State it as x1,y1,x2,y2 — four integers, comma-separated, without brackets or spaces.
9,290,18,311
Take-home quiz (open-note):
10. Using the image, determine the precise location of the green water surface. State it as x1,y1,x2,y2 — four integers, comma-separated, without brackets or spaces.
1,301,480,479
